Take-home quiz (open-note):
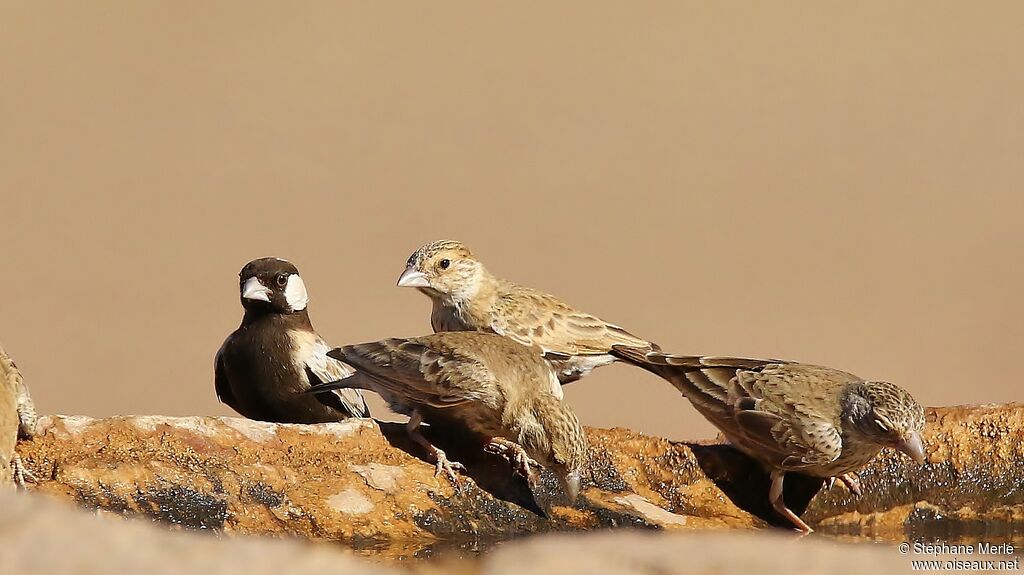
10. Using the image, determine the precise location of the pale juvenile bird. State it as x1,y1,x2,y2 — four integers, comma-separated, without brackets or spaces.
397,240,657,390
308,331,588,501
612,347,926,533
215,258,368,423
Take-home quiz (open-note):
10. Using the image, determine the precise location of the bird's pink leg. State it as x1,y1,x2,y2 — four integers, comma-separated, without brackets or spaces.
769,470,813,534
485,437,539,482
406,412,466,489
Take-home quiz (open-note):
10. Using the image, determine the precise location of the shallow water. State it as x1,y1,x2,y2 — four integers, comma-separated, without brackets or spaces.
821,529,1024,553
333,523,1024,565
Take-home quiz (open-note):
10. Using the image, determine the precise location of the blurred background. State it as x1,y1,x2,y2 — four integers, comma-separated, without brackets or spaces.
2,2,1021,440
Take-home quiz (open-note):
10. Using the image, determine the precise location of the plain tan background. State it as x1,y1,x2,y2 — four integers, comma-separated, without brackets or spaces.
2,2,1021,440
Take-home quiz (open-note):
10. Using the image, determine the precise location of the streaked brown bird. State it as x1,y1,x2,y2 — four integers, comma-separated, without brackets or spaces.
397,240,657,390
1,345,37,489
308,331,588,501
612,347,926,533
215,258,369,423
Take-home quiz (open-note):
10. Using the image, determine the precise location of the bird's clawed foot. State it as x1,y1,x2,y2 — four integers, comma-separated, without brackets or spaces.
425,445,468,491
11,454,35,491
406,413,469,493
485,438,539,482
826,472,863,497
838,472,862,497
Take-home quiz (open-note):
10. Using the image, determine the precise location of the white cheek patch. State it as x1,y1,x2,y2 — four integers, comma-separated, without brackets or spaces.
284,274,309,311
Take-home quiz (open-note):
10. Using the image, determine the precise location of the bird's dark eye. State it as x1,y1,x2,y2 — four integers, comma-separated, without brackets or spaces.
276,273,289,287
439,259,450,270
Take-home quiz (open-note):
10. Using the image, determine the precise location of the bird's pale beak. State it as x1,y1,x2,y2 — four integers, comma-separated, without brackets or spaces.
241,277,272,302
561,470,582,503
396,266,430,288
895,431,927,465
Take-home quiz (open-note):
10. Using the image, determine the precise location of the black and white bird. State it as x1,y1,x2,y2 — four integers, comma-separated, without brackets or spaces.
215,257,368,423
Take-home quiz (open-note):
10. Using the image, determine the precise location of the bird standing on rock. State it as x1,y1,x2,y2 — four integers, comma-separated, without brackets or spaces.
307,331,588,502
0,345,36,489
612,347,926,533
397,240,658,390
215,258,368,423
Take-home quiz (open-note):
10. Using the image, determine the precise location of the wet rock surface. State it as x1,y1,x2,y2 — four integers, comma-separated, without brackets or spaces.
17,416,721,549
14,404,1024,551
1,487,398,575
1,487,933,575
806,403,1024,544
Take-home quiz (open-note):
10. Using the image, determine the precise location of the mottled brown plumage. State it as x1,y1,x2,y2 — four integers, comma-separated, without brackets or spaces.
1,345,36,489
311,331,588,501
397,240,657,388
612,347,926,533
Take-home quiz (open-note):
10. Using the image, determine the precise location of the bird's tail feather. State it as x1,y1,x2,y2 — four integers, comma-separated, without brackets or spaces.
612,346,776,416
304,372,374,395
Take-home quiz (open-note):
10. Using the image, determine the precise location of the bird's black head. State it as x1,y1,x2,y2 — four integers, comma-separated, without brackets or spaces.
237,257,309,315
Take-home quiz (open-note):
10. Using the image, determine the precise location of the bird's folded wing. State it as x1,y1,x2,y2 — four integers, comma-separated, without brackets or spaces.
612,348,848,468
331,338,496,410
304,336,369,418
729,365,847,470
491,287,652,355
214,343,235,406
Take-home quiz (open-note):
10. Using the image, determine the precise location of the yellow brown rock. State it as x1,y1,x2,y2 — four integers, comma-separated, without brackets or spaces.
0,488,931,575
805,403,1024,544
0,487,399,575
15,404,1024,550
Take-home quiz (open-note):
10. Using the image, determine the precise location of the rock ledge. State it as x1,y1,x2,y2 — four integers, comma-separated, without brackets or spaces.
15,404,1024,551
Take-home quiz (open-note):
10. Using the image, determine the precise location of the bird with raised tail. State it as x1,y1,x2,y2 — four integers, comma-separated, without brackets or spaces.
215,258,368,423
307,331,588,502
397,240,658,391
611,347,926,533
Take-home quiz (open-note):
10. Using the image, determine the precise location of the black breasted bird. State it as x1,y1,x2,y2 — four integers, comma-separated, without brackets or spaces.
215,258,368,423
